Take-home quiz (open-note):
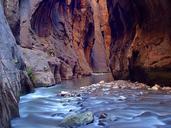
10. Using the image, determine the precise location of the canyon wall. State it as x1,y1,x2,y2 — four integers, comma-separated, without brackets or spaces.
108,0,171,85
18,0,111,86
0,1,111,126
3,0,171,87
0,0,32,127
1,0,171,127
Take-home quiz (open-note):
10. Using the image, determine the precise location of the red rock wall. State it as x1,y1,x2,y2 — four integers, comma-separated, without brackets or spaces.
108,0,171,85
18,0,111,82
5,0,171,85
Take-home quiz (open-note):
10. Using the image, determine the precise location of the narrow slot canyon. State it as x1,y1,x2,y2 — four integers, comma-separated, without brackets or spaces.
0,0,171,128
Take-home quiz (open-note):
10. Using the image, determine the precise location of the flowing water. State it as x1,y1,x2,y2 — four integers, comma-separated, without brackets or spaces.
11,73,171,128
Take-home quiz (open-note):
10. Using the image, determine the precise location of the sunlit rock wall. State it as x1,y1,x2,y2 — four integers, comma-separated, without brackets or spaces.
16,0,111,85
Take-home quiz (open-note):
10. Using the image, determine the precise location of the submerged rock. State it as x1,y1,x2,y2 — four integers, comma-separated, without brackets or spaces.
60,111,94,127
99,113,108,119
118,96,127,101
59,91,72,97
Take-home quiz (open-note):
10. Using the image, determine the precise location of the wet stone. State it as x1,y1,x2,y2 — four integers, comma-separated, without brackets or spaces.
151,84,161,91
118,96,127,101
59,91,72,97
99,113,108,119
99,80,105,84
60,111,94,127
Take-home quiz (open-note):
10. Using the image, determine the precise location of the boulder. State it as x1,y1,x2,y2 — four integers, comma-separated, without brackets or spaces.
151,84,161,91
61,111,94,127
20,47,55,86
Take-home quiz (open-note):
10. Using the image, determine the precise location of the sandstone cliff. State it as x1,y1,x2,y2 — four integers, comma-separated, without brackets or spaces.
1,0,171,127
17,0,111,86
108,0,171,85
3,0,171,87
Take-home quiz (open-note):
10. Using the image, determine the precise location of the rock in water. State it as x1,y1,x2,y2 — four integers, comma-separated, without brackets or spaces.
151,84,161,91
99,80,105,84
60,111,94,127
59,91,72,97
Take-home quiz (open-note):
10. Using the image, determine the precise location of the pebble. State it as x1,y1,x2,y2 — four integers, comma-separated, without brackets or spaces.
80,87,86,90
118,96,127,100
99,113,108,119
99,80,105,84
91,87,97,91
139,91,143,95
112,85,119,89
75,81,170,98
59,91,72,97
105,84,112,88
102,88,110,91
162,87,171,91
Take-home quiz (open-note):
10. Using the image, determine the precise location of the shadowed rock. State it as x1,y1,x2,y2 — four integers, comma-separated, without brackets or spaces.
108,0,171,85
0,1,32,127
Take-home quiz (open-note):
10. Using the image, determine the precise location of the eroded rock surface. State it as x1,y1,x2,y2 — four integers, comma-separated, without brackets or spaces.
18,0,110,83
0,1,31,127
1,0,171,128
4,0,171,86
108,0,171,85
3,0,20,43
20,47,56,86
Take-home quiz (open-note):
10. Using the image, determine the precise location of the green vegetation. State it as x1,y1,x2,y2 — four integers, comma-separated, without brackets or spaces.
26,67,35,82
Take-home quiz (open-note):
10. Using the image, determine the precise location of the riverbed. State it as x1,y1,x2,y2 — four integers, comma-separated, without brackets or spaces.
11,73,171,128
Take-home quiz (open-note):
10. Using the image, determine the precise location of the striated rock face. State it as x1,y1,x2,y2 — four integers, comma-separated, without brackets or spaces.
20,47,56,86
3,0,20,44
108,0,171,85
17,0,111,85
4,0,171,86
0,1,32,127
0,0,171,127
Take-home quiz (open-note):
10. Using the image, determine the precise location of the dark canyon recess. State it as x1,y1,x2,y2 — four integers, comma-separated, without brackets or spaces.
107,0,171,85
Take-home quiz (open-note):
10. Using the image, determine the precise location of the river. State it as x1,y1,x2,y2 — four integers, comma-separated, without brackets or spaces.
11,73,171,128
